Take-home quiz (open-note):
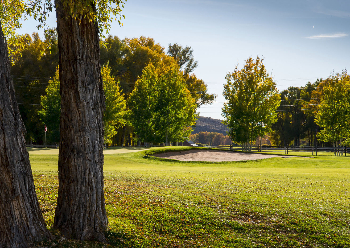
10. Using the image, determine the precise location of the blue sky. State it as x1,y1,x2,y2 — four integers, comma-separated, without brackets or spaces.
18,0,350,119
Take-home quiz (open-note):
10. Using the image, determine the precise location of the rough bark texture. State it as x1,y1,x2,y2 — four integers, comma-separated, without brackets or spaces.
53,0,107,242
0,23,51,248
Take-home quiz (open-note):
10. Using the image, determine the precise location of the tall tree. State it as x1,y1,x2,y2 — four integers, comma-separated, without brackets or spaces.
54,1,107,240
0,15,51,248
100,36,176,145
222,57,280,150
28,0,126,241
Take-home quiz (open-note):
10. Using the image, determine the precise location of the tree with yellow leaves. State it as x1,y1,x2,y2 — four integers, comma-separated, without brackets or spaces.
222,57,280,151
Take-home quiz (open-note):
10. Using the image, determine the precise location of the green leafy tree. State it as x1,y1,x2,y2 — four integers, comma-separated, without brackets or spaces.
315,73,350,148
121,36,173,95
222,57,280,150
129,62,197,144
100,36,186,145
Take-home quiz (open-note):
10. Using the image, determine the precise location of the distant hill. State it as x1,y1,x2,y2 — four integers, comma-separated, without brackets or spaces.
192,116,229,135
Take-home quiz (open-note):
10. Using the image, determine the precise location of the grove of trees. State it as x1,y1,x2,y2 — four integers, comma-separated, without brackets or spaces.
269,71,350,152
10,31,58,144
9,33,215,146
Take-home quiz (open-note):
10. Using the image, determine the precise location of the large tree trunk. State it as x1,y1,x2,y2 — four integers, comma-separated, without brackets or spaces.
53,0,107,242
0,23,51,247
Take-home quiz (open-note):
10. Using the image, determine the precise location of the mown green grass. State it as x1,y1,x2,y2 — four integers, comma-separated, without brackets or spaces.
31,147,350,247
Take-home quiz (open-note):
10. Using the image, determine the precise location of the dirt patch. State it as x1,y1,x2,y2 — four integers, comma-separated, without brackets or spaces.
153,150,281,162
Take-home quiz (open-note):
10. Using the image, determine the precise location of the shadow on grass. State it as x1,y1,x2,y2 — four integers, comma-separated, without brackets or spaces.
33,229,135,247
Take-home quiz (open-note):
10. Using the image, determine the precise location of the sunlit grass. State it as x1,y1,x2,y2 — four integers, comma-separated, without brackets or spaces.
30,147,350,247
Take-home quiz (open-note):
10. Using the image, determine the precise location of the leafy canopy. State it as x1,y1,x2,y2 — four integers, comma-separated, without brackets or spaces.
0,0,25,37
25,0,126,33
100,36,216,107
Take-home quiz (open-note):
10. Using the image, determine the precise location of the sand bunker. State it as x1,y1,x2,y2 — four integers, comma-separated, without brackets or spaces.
153,150,281,162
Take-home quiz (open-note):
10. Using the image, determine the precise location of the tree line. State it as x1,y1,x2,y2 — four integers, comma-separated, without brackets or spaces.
222,57,350,151
9,33,350,151
10,32,215,146
270,72,350,149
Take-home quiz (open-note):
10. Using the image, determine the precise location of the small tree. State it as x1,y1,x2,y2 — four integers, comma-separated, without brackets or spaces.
222,57,280,150
129,62,197,145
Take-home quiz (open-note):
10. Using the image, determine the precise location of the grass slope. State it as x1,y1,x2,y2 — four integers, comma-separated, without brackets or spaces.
30,147,350,247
